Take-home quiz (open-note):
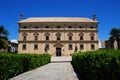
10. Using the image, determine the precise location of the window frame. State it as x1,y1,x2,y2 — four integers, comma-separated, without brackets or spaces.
46,36,49,40
80,36,83,40
91,36,94,40
23,36,27,41
90,26,94,29
69,36,72,40
23,26,27,28
68,44,72,50
80,44,84,50
34,44,38,50
57,26,61,28
79,26,83,28
68,26,72,28
22,44,26,50
35,26,38,28
34,36,38,41
45,26,49,28
45,44,49,50
57,36,61,41
91,44,95,50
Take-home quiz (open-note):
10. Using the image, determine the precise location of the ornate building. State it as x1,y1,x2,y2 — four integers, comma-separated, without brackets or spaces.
18,14,99,56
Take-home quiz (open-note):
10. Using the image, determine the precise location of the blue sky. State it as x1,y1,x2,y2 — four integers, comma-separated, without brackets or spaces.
0,0,120,40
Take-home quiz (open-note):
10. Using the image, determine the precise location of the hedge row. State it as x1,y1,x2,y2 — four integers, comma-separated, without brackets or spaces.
72,49,120,80
0,53,51,80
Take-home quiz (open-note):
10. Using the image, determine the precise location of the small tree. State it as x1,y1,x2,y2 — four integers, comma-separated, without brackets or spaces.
0,26,9,51
109,28,120,49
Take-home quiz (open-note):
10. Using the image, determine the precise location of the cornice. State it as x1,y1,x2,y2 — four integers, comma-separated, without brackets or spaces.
18,40,98,43
19,29,98,32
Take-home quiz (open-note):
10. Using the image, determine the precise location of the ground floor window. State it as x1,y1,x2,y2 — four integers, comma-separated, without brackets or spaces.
22,44,26,50
80,44,84,50
45,44,49,52
34,44,38,50
68,44,72,50
91,44,95,50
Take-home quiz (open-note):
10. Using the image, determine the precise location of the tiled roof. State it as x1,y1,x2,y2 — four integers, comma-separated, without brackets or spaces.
18,17,98,23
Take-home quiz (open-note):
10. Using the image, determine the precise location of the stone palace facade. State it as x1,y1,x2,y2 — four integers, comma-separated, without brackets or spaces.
18,14,99,56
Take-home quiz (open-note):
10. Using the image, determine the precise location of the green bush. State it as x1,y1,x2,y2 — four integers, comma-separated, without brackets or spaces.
72,49,120,80
0,53,51,80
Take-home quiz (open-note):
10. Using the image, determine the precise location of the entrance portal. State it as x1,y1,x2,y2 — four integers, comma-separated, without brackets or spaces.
56,48,61,56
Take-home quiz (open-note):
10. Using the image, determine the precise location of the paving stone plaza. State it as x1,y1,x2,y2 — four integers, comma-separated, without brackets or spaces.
10,57,78,80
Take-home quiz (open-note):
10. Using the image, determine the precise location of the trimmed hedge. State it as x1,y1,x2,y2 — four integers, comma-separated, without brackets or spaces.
0,53,51,80
72,49,120,80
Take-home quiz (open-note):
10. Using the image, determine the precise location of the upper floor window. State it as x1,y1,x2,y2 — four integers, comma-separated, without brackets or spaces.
91,36,94,40
56,32,61,41
33,32,39,41
79,26,83,28
34,44,38,50
67,32,73,40
69,36,72,40
34,36,38,41
90,33,95,40
68,44,72,50
23,36,26,41
79,33,84,40
90,26,94,29
46,36,49,40
45,26,49,28
80,36,83,40
44,32,50,40
22,33,28,41
23,26,27,28
57,36,61,41
35,26,38,28
57,26,61,28
68,26,72,28
22,44,26,50
91,44,95,50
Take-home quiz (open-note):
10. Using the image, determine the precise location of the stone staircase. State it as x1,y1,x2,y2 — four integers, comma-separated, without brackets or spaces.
51,56,72,63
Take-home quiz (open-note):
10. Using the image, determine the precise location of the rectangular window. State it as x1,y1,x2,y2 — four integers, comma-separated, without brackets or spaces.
80,44,84,50
90,26,94,29
68,26,72,28
45,26,49,28
69,36,72,40
91,44,95,50
91,36,94,40
34,36,38,41
34,44,38,50
45,44,49,52
35,26,38,28
80,36,83,40
22,44,26,50
23,36,26,41
79,26,83,28
57,36,60,41
45,44,49,50
23,26,27,28
57,26,61,28
68,44,72,50
46,36,49,40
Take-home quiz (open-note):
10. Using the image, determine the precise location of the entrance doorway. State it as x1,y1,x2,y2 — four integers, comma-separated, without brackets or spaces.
56,48,61,56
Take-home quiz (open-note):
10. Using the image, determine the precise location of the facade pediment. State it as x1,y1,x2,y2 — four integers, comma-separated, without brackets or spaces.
54,42,63,48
